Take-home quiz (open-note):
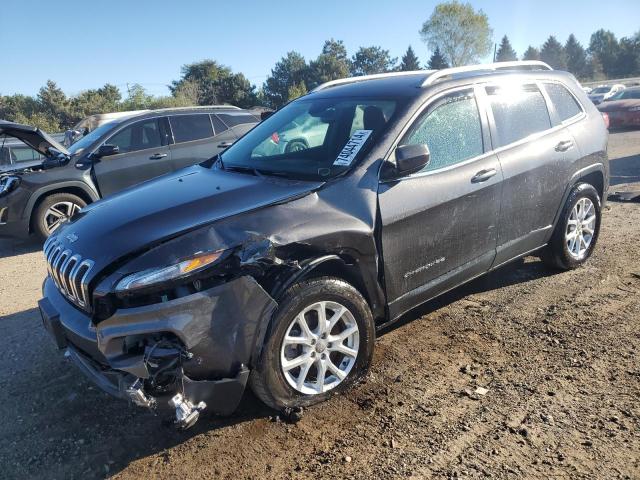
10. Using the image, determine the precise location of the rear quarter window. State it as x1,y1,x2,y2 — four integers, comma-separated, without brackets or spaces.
544,83,583,122
486,84,552,148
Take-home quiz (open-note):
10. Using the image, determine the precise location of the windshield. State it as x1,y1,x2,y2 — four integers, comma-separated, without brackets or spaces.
220,97,400,180
67,121,117,155
591,86,611,94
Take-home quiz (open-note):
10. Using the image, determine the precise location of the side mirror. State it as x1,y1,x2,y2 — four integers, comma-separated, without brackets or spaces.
96,144,120,158
395,144,430,176
260,111,274,121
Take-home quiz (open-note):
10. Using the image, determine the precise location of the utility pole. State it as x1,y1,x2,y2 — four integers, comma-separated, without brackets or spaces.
493,43,497,62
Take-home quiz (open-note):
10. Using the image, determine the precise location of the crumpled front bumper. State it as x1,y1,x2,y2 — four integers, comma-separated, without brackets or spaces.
38,275,277,421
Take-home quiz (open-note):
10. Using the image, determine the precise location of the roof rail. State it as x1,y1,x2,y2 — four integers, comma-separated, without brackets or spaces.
151,105,241,112
311,70,434,93
422,61,552,86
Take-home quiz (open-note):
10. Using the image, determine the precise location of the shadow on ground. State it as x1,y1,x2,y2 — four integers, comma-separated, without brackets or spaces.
380,256,556,336
0,237,41,259
609,152,640,187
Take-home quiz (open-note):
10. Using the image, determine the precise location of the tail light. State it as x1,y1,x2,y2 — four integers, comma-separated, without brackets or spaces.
601,112,610,129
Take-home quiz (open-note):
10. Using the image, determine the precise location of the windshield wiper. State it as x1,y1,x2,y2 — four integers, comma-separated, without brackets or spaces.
223,163,301,179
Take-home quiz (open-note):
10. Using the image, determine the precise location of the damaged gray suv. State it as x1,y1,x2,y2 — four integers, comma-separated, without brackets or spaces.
39,61,608,428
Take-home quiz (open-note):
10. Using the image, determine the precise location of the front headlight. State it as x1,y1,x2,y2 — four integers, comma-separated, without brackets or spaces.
0,176,21,198
115,250,225,293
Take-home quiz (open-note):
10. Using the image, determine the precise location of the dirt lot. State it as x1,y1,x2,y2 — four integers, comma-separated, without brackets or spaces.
1,130,639,479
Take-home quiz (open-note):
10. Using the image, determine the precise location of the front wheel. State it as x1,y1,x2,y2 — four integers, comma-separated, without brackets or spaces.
250,277,375,411
32,193,86,241
541,183,601,270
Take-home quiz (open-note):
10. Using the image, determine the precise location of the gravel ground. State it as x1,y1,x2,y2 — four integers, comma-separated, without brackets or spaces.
0,130,639,479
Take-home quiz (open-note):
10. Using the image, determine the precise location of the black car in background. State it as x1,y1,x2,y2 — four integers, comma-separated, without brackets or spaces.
0,106,258,239
38,61,608,428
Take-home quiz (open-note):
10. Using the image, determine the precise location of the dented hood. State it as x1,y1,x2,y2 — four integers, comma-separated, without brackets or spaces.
51,165,324,269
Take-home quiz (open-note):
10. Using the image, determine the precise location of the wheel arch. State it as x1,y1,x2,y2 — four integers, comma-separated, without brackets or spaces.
551,163,606,233
26,182,99,232
266,254,385,323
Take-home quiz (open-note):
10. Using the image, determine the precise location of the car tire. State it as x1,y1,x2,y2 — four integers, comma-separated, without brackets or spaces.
284,139,308,153
250,276,375,411
32,193,86,241
540,183,601,270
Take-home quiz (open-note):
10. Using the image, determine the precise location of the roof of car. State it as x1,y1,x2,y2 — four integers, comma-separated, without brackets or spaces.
308,61,577,100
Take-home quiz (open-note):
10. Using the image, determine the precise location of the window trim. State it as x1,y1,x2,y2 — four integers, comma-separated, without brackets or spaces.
88,111,239,156
380,84,490,182
167,113,216,145
379,77,588,184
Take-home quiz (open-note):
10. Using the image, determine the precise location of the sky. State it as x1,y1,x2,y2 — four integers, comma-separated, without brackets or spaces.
1,0,638,98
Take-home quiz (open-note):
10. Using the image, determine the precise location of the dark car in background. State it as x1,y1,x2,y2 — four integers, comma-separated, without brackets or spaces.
0,106,258,239
37,61,608,428
597,86,640,129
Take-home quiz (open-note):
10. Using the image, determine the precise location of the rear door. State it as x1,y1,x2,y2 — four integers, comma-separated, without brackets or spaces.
93,117,172,196
484,82,581,265
378,86,503,319
168,114,226,170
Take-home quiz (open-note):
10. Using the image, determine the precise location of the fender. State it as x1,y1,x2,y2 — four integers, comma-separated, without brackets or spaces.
270,254,341,301
22,181,100,221
549,162,606,235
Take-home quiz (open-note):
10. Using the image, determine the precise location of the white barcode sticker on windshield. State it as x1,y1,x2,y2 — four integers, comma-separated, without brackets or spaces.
333,130,372,166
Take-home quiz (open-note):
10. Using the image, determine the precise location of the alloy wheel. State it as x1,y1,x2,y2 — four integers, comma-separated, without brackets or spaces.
280,301,359,395
44,201,81,235
565,197,596,260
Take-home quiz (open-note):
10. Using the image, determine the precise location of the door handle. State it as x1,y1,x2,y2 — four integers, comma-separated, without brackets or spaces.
149,153,168,160
555,140,574,152
471,168,497,183
217,141,234,148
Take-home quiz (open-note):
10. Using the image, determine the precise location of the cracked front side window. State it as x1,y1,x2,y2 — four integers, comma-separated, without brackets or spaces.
400,89,483,173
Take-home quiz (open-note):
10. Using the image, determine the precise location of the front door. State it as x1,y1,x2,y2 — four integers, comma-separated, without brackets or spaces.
378,87,502,320
93,117,173,196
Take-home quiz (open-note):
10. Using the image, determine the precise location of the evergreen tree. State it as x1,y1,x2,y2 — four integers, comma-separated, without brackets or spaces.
522,46,540,60
263,52,308,108
616,36,640,77
427,46,449,69
308,39,351,89
565,34,588,78
350,46,397,76
495,35,517,62
540,36,567,70
588,29,620,78
399,46,421,71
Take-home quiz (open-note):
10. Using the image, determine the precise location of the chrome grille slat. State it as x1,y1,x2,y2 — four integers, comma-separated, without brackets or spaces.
43,240,95,312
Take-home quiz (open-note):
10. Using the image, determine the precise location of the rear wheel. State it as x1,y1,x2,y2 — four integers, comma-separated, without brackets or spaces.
32,193,86,241
541,183,601,270
250,277,375,411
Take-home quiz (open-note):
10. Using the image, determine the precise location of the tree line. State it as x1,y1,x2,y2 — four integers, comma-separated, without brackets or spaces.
1,1,639,133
